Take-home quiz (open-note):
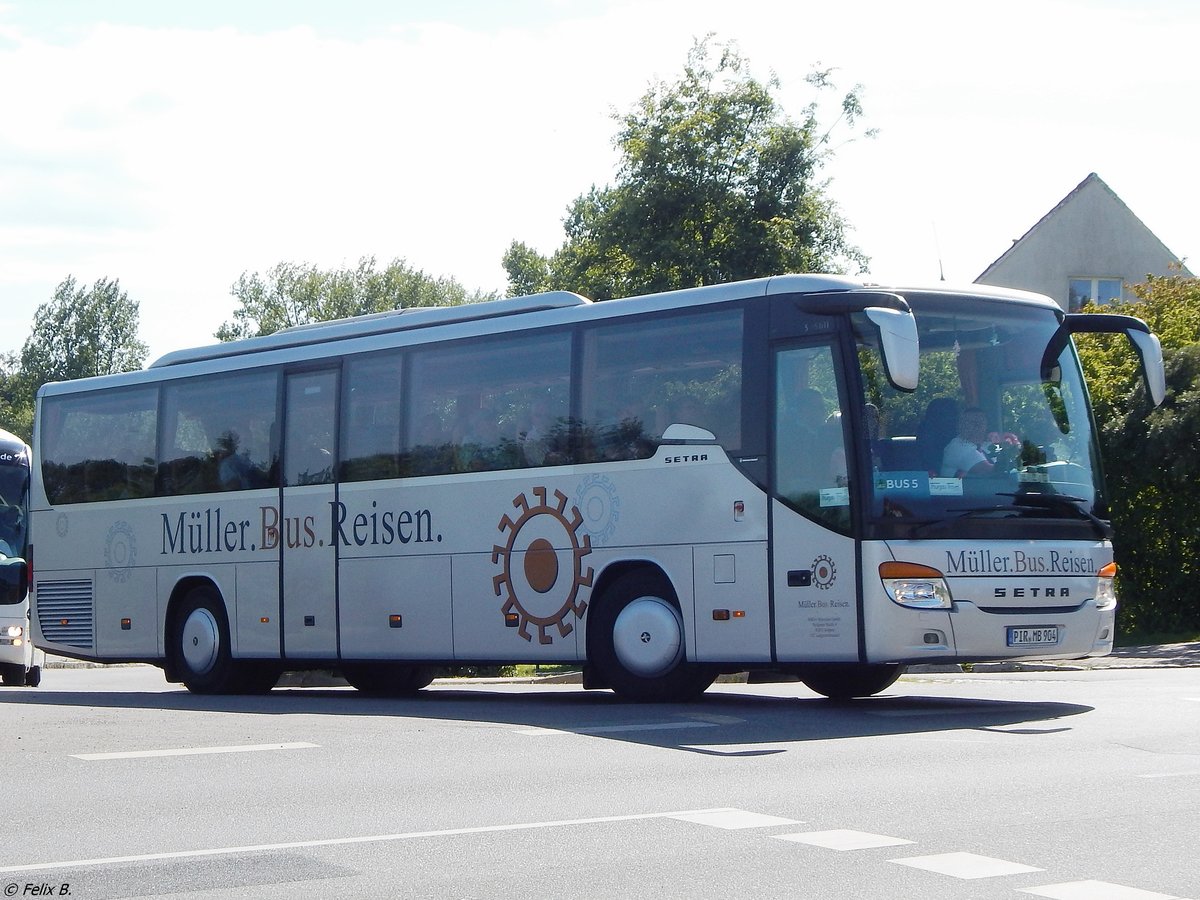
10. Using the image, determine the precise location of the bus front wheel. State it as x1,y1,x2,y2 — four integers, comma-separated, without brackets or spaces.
590,571,714,703
796,663,905,700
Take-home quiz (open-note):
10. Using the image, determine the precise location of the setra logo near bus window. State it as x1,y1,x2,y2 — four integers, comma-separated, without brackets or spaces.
492,486,594,644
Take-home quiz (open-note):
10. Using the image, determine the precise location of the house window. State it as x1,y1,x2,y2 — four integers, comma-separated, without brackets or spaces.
1068,277,1122,311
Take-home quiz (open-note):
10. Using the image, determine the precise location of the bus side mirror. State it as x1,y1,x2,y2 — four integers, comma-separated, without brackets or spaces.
0,559,27,605
1126,329,1166,406
1051,314,1167,407
865,307,919,392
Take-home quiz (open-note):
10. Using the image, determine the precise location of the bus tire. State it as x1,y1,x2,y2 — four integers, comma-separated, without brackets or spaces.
797,663,905,700
1,663,23,686
342,663,435,696
24,665,41,688
235,661,281,694
169,585,241,695
590,571,714,703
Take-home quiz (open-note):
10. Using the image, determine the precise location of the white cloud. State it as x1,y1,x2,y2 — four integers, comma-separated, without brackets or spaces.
0,0,1196,362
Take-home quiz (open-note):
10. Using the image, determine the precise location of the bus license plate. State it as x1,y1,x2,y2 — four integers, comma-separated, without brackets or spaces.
1007,626,1059,647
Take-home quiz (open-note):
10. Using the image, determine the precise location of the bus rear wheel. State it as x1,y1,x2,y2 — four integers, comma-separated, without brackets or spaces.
169,585,273,694
796,663,905,700
590,571,714,703
342,663,435,696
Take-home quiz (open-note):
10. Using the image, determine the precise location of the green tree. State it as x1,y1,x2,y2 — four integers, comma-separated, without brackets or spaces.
3,276,148,441
504,38,871,300
0,352,33,441
19,275,148,385
1075,272,1200,634
217,256,496,341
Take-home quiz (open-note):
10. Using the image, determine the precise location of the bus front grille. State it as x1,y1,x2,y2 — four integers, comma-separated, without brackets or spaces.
36,580,95,649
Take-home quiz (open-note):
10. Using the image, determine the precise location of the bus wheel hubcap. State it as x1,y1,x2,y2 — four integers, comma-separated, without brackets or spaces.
612,596,684,678
181,608,219,675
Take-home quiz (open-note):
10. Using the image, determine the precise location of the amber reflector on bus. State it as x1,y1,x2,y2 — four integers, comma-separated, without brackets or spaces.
389,615,403,628
121,618,131,631
504,613,520,627
879,561,945,579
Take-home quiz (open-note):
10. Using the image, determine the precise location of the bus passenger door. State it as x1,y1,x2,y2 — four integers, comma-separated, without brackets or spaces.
770,341,861,663
280,369,340,659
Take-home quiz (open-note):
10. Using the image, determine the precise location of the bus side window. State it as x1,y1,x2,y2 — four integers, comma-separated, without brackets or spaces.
579,308,743,463
159,372,278,496
774,344,852,533
342,352,403,482
40,387,157,505
404,332,572,476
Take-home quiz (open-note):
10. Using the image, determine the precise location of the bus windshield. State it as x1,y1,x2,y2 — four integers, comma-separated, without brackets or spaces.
0,447,29,564
858,295,1104,534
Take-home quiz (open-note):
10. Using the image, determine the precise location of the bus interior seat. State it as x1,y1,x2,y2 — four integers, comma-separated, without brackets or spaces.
877,436,921,471
916,397,959,475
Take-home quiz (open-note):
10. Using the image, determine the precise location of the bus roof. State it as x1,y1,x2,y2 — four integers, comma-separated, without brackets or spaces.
38,274,1059,398
146,274,871,370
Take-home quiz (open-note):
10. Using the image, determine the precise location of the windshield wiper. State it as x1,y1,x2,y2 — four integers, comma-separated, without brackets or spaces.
998,492,1112,538
909,505,1022,536
908,493,1111,539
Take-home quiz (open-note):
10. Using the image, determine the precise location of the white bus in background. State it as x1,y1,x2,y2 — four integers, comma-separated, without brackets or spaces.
28,275,1165,701
1,427,43,687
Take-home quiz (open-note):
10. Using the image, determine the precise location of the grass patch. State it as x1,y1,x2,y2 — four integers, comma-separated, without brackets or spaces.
511,664,582,678
1115,629,1200,647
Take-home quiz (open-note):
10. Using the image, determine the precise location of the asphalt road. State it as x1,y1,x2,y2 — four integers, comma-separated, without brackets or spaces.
1,665,1197,899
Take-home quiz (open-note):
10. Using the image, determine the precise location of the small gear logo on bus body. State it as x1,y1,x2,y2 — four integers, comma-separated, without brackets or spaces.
812,554,836,590
492,486,594,644
105,520,137,583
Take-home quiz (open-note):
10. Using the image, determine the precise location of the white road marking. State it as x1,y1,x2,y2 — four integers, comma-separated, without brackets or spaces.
669,809,801,829
1135,771,1200,779
891,851,1042,880
515,722,720,736
775,829,914,851
0,807,744,874
1019,880,1186,900
71,742,319,761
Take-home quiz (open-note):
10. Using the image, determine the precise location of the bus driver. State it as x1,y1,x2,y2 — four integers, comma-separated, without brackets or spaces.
941,407,995,478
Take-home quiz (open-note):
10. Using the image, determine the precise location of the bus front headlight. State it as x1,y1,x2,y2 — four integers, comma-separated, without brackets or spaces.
1,624,22,645
1095,562,1118,611
880,562,953,610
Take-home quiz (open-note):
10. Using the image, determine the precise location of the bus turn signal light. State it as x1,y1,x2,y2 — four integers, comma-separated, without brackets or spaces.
1096,562,1118,610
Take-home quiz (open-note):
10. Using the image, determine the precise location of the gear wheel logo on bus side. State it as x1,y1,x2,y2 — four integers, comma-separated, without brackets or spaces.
492,486,594,644
812,554,836,590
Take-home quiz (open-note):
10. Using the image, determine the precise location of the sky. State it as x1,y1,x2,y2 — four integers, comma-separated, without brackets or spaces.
1,0,1197,364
